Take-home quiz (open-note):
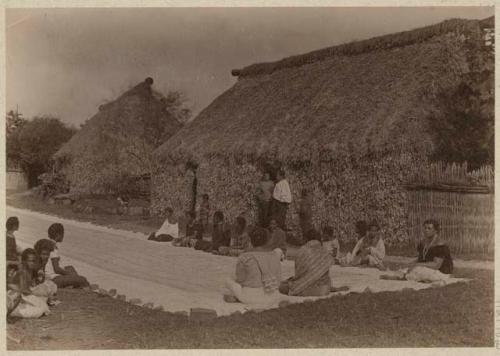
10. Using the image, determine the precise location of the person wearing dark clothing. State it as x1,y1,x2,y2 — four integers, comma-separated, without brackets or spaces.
255,172,275,228
6,217,20,264
211,211,231,254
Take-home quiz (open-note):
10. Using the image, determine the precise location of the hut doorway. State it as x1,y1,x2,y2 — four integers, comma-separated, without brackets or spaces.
186,161,198,214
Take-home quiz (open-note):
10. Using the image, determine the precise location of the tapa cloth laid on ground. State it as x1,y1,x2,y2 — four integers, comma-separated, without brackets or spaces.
8,206,468,317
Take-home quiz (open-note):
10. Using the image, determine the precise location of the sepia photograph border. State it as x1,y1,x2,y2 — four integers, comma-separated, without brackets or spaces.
0,0,498,355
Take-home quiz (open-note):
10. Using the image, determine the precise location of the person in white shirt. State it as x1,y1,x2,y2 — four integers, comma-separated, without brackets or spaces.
147,207,179,242
271,169,292,230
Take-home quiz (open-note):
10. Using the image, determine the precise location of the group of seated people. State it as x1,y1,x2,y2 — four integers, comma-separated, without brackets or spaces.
223,218,454,307
147,207,291,259
6,217,89,319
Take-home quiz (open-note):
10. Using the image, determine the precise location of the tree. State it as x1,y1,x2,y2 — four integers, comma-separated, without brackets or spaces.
7,116,77,187
428,77,494,171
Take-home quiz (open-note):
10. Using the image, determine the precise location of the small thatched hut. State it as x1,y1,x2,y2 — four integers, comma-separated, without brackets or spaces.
153,17,494,247
55,78,183,196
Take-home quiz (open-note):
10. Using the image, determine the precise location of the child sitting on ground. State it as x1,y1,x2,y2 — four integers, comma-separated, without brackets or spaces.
33,239,59,305
10,249,51,319
321,226,341,263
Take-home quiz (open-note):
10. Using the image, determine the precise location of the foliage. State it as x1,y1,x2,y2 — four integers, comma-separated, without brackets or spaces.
428,79,494,170
6,110,27,136
7,115,76,187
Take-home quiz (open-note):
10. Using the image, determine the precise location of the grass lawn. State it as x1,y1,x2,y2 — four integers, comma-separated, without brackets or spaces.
7,267,493,350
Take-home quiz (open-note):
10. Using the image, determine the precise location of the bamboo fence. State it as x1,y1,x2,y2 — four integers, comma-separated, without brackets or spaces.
406,162,494,255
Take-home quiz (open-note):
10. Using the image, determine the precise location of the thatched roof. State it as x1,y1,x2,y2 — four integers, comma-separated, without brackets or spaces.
55,77,183,161
155,17,494,162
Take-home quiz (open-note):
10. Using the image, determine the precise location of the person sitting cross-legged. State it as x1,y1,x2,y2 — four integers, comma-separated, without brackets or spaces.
220,216,250,257
172,211,200,247
210,211,231,255
224,227,282,307
381,219,453,284
9,249,51,319
279,228,334,297
349,220,386,269
266,219,287,261
33,239,59,304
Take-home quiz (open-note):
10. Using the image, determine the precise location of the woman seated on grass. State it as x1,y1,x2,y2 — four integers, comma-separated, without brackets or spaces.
220,216,250,256
344,220,385,269
224,227,281,307
381,219,453,283
9,249,51,319
148,207,179,242
47,223,90,289
279,228,334,297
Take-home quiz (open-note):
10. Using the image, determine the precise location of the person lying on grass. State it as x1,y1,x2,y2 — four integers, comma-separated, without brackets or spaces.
33,239,59,305
224,227,281,307
342,220,386,270
148,207,179,242
9,248,51,319
219,216,250,257
47,223,90,289
279,228,334,297
381,219,453,284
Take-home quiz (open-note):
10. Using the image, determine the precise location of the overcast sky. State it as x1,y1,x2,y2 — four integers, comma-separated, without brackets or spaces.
6,6,494,127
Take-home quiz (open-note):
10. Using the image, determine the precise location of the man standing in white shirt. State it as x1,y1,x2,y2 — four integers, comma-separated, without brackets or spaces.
271,169,292,230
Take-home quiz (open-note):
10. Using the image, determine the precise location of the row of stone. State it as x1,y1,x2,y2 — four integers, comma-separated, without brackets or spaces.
89,284,222,322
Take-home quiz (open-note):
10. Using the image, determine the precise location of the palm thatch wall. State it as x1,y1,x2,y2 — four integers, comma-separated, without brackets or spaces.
153,17,493,247
54,78,183,195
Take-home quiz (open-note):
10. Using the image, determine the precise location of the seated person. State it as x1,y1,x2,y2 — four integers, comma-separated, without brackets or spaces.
10,249,51,319
172,211,199,247
381,219,453,283
220,216,250,256
33,239,59,303
148,207,179,242
266,219,287,260
7,265,22,318
6,216,22,266
47,223,90,289
210,211,231,254
224,227,282,307
321,226,341,262
279,229,334,297
347,220,385,268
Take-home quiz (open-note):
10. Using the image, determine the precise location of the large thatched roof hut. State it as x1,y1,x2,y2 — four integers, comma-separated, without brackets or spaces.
55,78,183,195
153,17,494,248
